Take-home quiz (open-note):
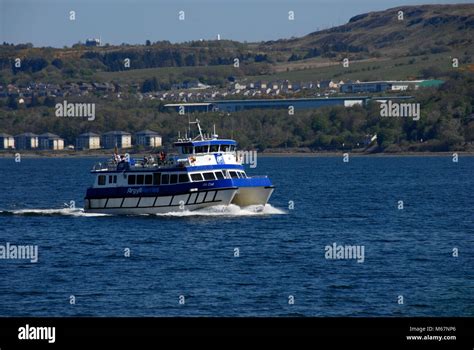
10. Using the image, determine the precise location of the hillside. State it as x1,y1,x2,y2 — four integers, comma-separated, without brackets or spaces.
0,4,473,87
266,4,474,59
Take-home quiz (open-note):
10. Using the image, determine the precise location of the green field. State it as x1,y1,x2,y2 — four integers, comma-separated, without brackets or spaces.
247,51,468,82
90,49,469,86
94,65,242,86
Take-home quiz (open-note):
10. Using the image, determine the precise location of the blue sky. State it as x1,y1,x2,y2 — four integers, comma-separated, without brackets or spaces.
0,0,471,47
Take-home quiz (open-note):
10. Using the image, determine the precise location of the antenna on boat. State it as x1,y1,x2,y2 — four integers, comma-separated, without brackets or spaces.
212,124,218,139
189,118,204,141
229,113,234,140
188,114,192,140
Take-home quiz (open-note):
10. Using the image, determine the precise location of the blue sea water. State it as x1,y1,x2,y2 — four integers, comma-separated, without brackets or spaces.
0,156,472,317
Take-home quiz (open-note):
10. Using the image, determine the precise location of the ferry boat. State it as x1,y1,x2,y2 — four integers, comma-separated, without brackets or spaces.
84,120,274,214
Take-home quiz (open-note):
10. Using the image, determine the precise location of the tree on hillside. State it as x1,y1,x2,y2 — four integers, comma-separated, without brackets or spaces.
7,96,18,110
142,77,159,92
43,96,56,108
51,58,63,69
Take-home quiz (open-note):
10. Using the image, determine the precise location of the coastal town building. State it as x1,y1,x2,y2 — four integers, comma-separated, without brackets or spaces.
38,133,65,150
14,133,39,150
0,133,15,149
76,132,101,150
135,130,162,148
102,131,132,149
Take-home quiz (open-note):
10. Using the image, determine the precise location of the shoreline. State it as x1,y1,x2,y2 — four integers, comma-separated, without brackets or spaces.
1,151,473,158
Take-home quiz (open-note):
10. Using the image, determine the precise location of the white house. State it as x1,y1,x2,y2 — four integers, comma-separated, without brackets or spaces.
234,82,247,90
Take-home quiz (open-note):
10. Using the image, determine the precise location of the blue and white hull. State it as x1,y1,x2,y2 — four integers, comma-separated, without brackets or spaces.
85,187,238,215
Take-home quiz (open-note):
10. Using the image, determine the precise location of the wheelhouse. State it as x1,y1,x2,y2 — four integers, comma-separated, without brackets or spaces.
175,140,238,156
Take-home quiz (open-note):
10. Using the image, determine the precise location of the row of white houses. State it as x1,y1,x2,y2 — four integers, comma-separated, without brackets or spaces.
0,130,162,150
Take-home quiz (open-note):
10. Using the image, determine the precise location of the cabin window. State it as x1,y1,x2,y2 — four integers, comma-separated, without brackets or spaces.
220,145,230,152
229,171,239,179
179,174,189,183
191,173,203,181
195,146,208,154
162,174,170,185
113,175,117,183
170,174,178,184
137,174,144,185
209,145,219,152
128,174,136,185
240,172,247,178
182,146,193,154
203,172,216,180
108,175,113,184
98,175,106,186
215,171,224,180
145,174,153,185
229,145,236,152
153,173,161,185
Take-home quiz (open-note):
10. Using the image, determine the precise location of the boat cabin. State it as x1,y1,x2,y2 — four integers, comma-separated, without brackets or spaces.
174,140,237,156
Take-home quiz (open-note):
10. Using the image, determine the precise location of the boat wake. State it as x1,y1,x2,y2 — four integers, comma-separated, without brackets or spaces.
0,208,110,217
0,204,286,218
154,204,286,217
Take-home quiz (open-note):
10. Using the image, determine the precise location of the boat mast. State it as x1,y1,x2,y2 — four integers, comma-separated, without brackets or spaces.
212,124,218,139
190,118,204,141
188,114,191,140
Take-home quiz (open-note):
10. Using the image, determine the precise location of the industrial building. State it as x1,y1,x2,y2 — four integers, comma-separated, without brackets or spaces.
164,96,413,113
339,80,444,93
165,97,364,113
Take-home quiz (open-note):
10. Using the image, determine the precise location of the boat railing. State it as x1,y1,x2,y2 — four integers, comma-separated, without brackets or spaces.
92,161,116,171
92,155,188,172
